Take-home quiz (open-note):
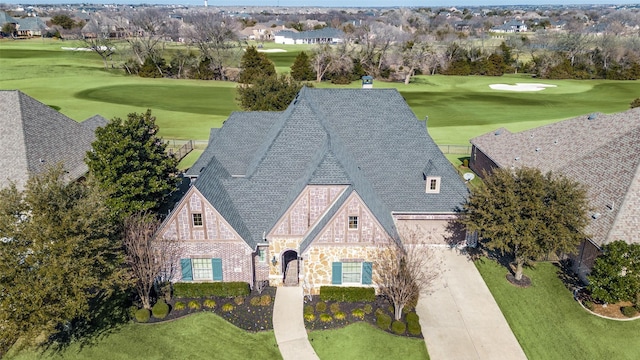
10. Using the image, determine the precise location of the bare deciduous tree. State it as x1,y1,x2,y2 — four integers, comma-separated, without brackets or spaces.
374,233,441,321
123,212,179,309
80,14,117,69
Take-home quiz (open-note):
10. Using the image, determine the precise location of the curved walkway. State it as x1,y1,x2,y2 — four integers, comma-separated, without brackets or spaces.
416,247,527,360
273,286,319,360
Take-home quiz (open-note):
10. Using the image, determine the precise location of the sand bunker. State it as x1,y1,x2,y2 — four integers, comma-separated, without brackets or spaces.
257,49,287,53
489,83,557,92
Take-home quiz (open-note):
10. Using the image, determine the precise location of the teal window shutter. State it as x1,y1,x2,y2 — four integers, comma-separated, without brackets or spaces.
212,258,223,281
181,259,193,281
332,262,342,284
362,262,372,285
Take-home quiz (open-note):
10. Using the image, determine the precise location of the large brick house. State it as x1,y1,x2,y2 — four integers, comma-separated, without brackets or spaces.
157,88,468,293
0,90,107,189
469,108,640,279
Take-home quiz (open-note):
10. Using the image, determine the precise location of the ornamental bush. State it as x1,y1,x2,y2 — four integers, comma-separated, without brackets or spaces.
203,299,217,309
174,301,186,311
259,295,271,306
188,300,201,310
334,311,346,320
222,303,235,312
173,282,250,298
351,308,365,320
588,241,640,303
376,313,392,330
391,320,406,335
250,297,261,306
304,305,315,314
152,300,170,319
319,286,375,302
319,313,333,323
329,302,341,314
622,306,638,318
363,304,373,314
135,308,151,323
406,312,419,323
316,302,327,313
304,313,316,322
234,296,244,305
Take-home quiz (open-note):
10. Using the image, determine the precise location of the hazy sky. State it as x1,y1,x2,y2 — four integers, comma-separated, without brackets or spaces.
3,0,628,6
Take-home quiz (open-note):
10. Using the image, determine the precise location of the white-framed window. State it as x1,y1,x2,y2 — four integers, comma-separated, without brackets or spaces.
258,247,266,263
342,262,362,283
425,176,441,194
192,213,203,226
192,258,212,280
348,216,359,230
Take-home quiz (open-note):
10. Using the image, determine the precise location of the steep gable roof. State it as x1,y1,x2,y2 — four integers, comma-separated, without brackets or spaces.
191,88,468,249
0,90,107,189
471,108,640,246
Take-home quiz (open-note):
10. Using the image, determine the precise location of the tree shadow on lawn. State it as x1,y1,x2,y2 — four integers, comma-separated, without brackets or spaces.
43,289,133,354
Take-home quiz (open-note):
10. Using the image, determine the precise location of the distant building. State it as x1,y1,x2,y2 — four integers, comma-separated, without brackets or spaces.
274,27,344,45
490,20,528,33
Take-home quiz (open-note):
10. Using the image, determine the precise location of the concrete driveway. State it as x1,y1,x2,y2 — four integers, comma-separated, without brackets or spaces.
416,247,527,360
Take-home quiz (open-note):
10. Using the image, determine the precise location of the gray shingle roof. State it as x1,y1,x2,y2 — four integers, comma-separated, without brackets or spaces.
275,27,344,40
471,108,640,246
192,88,468,249
0,91,107,189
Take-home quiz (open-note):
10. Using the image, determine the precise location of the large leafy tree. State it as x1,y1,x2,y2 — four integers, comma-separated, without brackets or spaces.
462,167,590,281
86,109,179,217
0,167,127,355
236,74,308,111
238,46,276,84
290,51,315,81
588,241,640,304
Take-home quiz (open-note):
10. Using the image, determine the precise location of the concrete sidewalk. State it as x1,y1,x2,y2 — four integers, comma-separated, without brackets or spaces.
273,286,319,360
417,247,527,360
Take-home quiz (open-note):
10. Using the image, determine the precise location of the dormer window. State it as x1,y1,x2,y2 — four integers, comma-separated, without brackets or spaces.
426,176,441,194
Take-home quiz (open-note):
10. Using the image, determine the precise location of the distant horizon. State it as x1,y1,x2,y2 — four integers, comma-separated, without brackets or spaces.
1,0,635,8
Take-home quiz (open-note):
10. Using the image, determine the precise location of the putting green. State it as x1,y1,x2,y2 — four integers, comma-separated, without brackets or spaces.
2,39,640,145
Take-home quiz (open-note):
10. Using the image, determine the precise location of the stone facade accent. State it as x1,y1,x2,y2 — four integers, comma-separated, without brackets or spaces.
301,244,391,295
268,237,303,287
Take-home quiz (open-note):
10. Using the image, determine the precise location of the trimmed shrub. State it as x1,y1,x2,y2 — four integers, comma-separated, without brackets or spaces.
259,295,272,306
152,300,170,319
174,301,186,311
351,308,365,320
135,308,150,323
173,282,250,298
583,301,594,311
406,312,419,323
329,302,341,314
375,308,385,316
188,300,201,310
319,286,376,302
316,302,327,313
234,296,245,305
622,306,638,318
319,313,333,323
203,299,217,309
222,303,235,312
304,305,315,314
363,304,373,314
408,319,422,336
334,311,346,320
376,313,392,330
392,320,406,335
304,313,316,322
250,296,261,306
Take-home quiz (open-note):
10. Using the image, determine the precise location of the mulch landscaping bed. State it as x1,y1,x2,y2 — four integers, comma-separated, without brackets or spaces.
575,288,640,320
303,295,423,338
142,287,276,331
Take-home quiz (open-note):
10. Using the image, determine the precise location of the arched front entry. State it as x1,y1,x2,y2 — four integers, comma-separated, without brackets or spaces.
282,250,299,286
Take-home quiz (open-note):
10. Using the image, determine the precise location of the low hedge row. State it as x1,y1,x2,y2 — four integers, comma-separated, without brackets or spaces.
173,282,250,298
319,286,376,302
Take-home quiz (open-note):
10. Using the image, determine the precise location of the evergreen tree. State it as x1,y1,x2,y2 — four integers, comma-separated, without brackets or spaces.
236,74,309,111
0,167,127,355
290,51,315,81
86,110,179,217
238,46,276,84
462,167,590,282
588,241,640,304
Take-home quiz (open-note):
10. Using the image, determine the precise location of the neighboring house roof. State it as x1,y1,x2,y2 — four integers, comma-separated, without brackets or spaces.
16,16,47,32
0,11,18,24
470,109,640,247
275,27,344,41
189,88,468,250
0,90,107,189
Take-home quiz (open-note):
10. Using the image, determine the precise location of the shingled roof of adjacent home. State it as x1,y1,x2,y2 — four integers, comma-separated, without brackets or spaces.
470,108,640,246
0,90,107,189
189,88,468,249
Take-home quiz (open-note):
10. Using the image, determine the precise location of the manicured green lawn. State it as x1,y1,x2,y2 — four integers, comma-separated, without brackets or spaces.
476,259,640,360
308,322,429,360
5,312,281,360
3,38,640,145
